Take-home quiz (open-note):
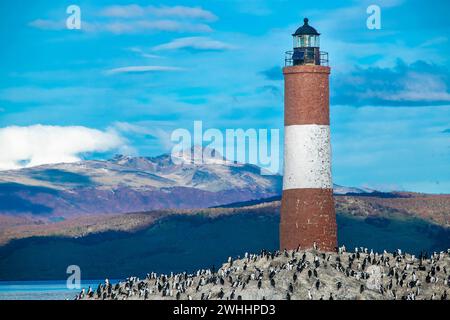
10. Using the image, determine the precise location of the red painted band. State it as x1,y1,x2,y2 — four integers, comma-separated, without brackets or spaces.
280,188,337,252
283,65,331,126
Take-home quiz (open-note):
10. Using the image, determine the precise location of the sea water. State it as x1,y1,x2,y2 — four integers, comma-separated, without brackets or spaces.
0,280,107,300
1,213,448,291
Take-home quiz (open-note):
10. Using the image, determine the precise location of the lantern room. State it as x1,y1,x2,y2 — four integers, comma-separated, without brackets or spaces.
285,18,328,66
293,18,320,48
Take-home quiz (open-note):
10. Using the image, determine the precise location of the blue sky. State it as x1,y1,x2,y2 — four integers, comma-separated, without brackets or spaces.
0,0,449,193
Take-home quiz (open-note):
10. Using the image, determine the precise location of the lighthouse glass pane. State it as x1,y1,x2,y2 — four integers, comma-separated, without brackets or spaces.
293,36,305,48
303,35,309,47
293,35,320,48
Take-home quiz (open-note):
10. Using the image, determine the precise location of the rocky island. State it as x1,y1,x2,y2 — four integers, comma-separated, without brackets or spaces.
81,247,450,300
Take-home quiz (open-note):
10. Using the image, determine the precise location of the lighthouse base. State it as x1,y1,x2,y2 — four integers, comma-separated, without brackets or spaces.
280,188,337,252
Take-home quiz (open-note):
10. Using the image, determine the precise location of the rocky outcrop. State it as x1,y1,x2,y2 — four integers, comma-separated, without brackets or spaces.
82,247,450,300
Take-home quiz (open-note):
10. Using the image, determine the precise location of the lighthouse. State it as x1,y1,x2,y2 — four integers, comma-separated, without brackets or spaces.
280,18,337,252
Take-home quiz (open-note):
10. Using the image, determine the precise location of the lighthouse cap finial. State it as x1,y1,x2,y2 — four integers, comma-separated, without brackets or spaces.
293,17,320,36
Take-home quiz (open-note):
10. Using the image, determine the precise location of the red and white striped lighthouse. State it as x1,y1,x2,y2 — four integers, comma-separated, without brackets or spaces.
280,18,337,252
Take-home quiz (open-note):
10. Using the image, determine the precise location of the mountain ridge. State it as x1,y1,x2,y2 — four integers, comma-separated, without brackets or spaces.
0,150,370,218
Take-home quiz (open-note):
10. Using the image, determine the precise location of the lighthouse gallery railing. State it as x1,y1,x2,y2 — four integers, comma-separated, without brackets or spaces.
285,50,329,67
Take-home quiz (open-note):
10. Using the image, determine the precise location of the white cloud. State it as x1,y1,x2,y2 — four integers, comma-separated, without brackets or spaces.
100,4,145,18
28,19,66,30
43,5,218,34
29,19,212,34
128,47,163,59
90,20,212,34
112,122,174,150
0,125,127,170
153,37,235,51
112,122,154,135
111,121,175,153
30,4,216,34
29,5,217,34
150,5,217,21
105,65,184,75
100,5,217,21
419,36,448,48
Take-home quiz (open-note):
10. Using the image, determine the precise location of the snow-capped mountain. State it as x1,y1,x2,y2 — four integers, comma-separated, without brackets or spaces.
0,147,280,192
0,148,367,217
0,148,282,217
333,185,373,195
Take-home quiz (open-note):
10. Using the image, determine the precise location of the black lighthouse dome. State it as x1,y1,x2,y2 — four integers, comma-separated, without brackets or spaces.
293,18,320,36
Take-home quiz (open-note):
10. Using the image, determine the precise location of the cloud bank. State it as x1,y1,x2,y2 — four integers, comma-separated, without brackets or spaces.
29,5,216,34
28,19,66,31
332,60,450,107
0,125,126,170
100,5,217,21
106,65,184,75
152,37,235,51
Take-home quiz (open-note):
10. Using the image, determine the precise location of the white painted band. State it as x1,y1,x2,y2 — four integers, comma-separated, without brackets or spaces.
283,124,332,190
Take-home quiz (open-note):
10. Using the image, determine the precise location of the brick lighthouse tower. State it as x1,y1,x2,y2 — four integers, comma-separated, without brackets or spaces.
280,18,337,252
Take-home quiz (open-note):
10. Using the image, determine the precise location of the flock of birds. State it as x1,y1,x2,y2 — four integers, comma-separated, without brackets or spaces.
80,245,450,300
